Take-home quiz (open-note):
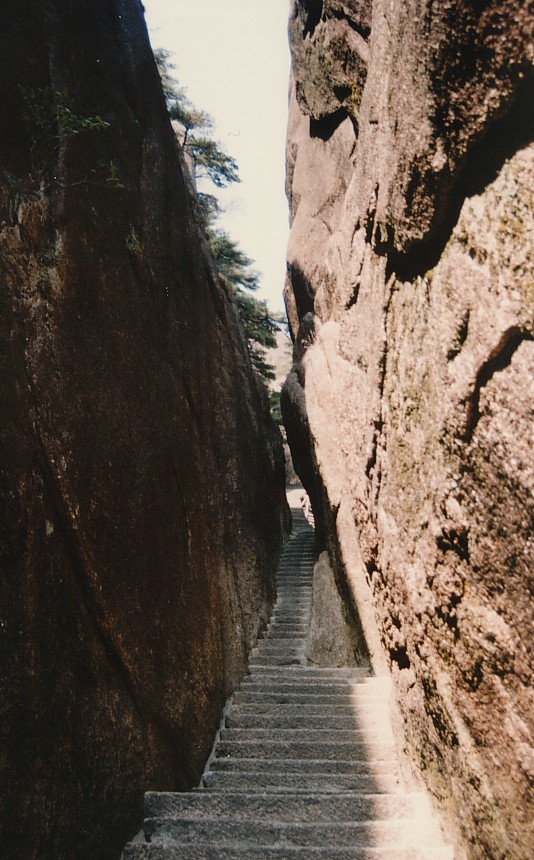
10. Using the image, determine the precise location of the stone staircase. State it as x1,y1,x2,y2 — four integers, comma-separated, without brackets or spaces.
122,492,454,859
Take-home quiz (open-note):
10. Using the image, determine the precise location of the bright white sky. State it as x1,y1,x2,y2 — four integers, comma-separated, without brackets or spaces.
142,0,291,314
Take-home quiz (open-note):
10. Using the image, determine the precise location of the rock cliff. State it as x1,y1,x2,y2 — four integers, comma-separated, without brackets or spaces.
0,3,288,859
284,1,533,858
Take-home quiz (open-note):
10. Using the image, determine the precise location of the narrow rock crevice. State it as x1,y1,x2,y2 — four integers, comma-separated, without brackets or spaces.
464,326,534,441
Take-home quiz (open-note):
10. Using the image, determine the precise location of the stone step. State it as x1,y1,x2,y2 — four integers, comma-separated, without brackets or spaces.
272,590,311,596
252,643,306,652
209,757,400,775
251,651,305,661
238,678,369,691
262,632,307,639
248,656,304,667
270,605,311,612
218,728,392,744
138,816,449,852
236,679,383,692
271,604,311,610
214,740,396,760
123,843,452,860
144,790,431,823
233,691,370,705
246,666,372,679
277,566,315,571
268,614,310,620
275,578,314,584
266,620,309,628
257,636,306,645
226,713,364,730
264,620,308,627
201,771,403,794
272,596,311,602
276,584,313,590
230,702,384,717
270,610,310,617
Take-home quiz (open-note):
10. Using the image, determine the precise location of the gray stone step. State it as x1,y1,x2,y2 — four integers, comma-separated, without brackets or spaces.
219,729,392,745
123,843,452,860
226,713,362,730
238,678,368,691
201,771,403,794
209,757,400,775
230,702,383,717
248,656,304,666
262,630,307,638
268,614,310,620
265,620,308,627
236,681,364,704
144,790,430,823
233,691,364,705
252,643,306,652
214,740,396,760
277,584,313,590
246,666,372,679
138,816,448,850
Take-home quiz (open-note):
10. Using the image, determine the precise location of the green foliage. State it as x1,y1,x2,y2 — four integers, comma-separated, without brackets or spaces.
12,86,122,199
154,47,284,389
154,49,239,189
269,390,283,425
20,86,109,145
208,226,281,380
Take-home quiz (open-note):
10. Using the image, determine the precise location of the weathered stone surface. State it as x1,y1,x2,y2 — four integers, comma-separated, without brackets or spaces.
285,1,533,858
289,1,371,121
306,552,361,667
0,3,288,860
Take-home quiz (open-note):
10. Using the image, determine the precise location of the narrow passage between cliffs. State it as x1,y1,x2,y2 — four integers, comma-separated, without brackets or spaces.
121,490,453,859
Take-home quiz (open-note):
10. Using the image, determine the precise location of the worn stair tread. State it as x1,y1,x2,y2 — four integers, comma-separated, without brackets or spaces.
219,728,393,743
123,845,453,860
229,705,389,720
238,680,371,693
141,816,446,847
232,692,377,705
144,790,431,822
244,666,373,678
226,714,369,729
201,771,403,794
208,757,400,774
215,740,396,761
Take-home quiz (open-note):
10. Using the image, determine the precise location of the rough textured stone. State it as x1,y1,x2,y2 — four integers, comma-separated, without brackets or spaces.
285,1,533,858
306,552,362,667
0,3,288,860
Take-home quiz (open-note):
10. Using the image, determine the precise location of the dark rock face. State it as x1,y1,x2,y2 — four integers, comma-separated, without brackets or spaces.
0,3,288,860
285,1,533,858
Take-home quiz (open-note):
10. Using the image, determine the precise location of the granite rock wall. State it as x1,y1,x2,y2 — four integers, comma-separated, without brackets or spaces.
284,1,533,857
0,3,288,859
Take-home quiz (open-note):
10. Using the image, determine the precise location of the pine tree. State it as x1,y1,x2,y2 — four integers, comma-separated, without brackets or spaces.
154,48,281,383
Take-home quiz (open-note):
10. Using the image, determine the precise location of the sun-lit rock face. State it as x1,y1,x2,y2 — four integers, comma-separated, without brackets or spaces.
284,1,533,857
0,2,289,859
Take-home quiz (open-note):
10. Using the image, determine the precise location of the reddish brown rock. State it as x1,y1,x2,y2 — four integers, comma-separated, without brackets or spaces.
285,1,533,858
0,3,288,860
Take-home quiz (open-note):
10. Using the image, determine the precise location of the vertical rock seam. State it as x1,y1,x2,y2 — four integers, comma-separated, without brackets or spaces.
284,1,533,858
0,2,288,860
